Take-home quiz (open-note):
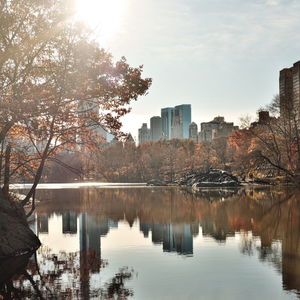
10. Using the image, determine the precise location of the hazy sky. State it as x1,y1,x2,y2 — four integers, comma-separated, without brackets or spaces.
83,0,300,139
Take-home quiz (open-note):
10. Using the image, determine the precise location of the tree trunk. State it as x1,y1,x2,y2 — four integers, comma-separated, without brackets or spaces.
22,116,56,206
2,143,11,197
0,121,14,143
0,140,5,183
21,157,46,206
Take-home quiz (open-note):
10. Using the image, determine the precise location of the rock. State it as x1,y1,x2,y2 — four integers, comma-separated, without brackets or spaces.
146,179,166,186
253,178,271,185
178,169,240,189
0,211,41,258
0,192,40,259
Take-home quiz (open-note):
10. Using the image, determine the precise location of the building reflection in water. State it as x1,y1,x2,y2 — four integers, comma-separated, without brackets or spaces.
35,212,119,298
140,222,199,255
37,215,49,234
79,213,117,272
201,219,235,242
80,213,101,298
30,187,300,298
62,212,77,234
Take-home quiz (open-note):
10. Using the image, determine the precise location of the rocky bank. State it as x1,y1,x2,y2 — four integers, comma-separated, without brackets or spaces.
177,169,241,189
0,192,40,259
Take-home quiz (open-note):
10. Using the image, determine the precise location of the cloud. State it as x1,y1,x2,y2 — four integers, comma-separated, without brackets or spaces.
106,0,300,135
110,0,300,63
265,0,280,5
137,0,300,62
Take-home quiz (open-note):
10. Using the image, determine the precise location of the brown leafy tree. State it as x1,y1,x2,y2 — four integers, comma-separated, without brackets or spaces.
229,96,300,183
0,0,152,203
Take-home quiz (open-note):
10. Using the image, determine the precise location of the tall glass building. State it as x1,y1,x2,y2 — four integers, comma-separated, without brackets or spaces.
161,107,173,140
171,104,191,139
150,116,162,141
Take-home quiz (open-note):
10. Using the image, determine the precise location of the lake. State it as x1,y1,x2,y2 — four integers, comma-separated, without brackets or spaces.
7,185,300,299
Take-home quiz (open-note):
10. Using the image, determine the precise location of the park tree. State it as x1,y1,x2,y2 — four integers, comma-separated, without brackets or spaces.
229,95,300,183
0,0,74,142
197,141,218,171
0,0,70,196
228,129,254,177
88,139,224,184
211,137,229,169
0,0,152,203
248,95,300,182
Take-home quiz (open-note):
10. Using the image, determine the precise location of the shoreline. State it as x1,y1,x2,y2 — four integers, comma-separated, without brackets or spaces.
0,192,40,262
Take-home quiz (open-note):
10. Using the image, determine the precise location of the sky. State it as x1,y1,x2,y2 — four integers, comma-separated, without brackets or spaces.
77,0,300,140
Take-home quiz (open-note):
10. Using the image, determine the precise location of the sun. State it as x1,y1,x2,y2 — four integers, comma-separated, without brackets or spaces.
75,0,127,44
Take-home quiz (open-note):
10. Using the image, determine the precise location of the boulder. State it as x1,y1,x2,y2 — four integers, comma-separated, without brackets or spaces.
178,169,240,188
0,192,40,259
0,211,41,258
147,179,166,186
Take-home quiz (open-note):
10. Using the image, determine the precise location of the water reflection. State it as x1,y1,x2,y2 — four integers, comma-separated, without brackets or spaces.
139,222,197,256
3,187,300,299
0,246,135,299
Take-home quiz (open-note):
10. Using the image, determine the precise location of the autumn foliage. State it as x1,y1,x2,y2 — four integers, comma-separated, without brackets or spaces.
0,0,151,202
83,138,234,183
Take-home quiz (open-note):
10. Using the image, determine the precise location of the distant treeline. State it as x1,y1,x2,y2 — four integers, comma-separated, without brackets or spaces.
42,130,294,183
38,97,300,184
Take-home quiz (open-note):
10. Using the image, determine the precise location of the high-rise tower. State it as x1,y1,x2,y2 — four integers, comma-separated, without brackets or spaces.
161,107,173,140
171,104,191,139
150,116,162,141
189,122,198,142
279,61,300,123
138,123,151,144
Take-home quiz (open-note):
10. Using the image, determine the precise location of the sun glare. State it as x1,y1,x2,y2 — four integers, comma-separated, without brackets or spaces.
76,0,127,44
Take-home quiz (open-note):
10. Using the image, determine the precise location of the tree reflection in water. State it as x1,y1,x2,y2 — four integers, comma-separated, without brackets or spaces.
9,186,300,298
0,248,135,299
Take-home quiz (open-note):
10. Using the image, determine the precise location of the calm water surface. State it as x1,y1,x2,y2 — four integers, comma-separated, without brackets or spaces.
10,186,300,299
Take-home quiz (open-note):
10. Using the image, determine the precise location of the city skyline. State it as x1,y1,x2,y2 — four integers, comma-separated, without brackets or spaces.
129,103,244,141
138,103,238,144
125,58,300,142
84,58,300,144
91,0,300,139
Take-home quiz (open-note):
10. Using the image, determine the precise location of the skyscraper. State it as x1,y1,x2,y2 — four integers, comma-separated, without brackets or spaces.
280,61,300,123
161,107,174,139
198,116,238,142
79,99,107,142
150,116,162,141
189,122,198,142
171,104,191,139
280,67,294,116
138,123,151,144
